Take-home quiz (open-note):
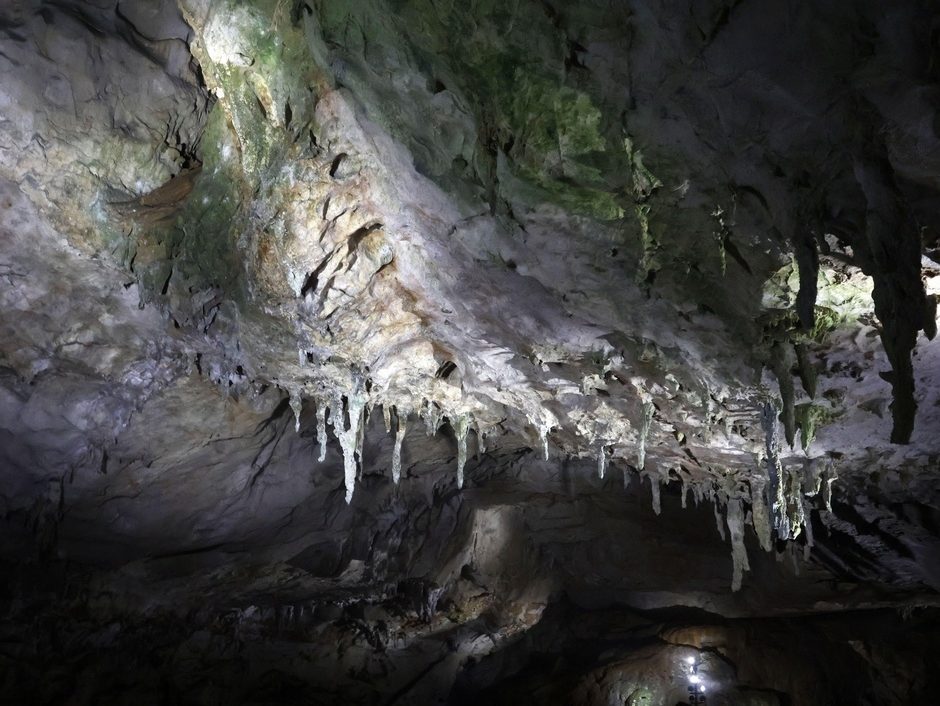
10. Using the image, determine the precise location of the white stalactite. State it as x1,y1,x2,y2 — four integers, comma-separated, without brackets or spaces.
316,399,328,462
392,411,407,484
454,413,470,489
332,391,367,504
822,462,837,512
383,405,392,434
423,399,443,436
597,446,607,479
638,400,653,470
539,424,551,460
775,466,791,540
289,389,302,433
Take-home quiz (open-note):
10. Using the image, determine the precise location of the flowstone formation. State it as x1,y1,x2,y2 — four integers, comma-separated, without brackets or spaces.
1,0,939,703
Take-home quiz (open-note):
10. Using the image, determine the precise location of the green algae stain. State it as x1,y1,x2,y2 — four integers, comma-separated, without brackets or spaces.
177,106,245,290
324,0,630,220
191,0,317,183
795,402,841,451
504,72,624,219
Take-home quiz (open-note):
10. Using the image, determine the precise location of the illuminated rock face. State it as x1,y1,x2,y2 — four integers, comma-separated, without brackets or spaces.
0,0,939,703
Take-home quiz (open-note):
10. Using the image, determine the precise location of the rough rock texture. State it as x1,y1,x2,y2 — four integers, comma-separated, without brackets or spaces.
1,0,940,703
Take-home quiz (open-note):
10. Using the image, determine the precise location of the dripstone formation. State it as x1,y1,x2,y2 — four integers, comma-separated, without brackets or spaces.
1,1,939,704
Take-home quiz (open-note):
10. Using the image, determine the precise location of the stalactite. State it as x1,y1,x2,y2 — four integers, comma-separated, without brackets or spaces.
749,477,773,552
821,460,837,512
761,402,786,540
289,388,302,433
332,390,367,504
713,496,726,541
637,400,654,470
539,424,551,460
803,458,824,498
316,399,328,462
597,445,607,479
769,342,797,447
423,399,443,436
788,467,806,538
726,498,751,591
649,473,661,515
454,413,470,489
802,503,815,561
355,401,367,481
794,342,817,399
392,410,407,484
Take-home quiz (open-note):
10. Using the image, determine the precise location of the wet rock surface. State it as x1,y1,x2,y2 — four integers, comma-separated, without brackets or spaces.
1,0,940,703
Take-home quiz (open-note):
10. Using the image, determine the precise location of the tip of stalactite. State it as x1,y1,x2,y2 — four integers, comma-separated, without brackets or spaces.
889,409,916,445
881,368,917,445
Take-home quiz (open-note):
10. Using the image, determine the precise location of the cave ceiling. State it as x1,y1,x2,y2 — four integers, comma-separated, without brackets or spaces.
1,0,940,703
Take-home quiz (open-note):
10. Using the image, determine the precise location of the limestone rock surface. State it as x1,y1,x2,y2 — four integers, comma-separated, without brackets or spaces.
1,0,939,703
